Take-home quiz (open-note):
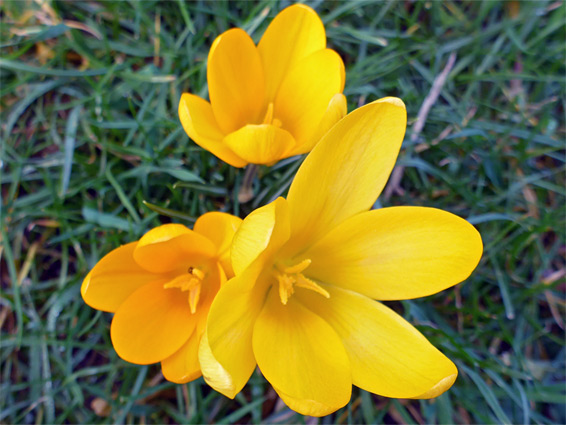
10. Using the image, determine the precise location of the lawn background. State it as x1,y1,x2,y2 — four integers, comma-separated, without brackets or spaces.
1,0,565,423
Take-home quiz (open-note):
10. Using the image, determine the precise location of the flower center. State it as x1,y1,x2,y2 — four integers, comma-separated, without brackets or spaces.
273,258,329,305
262,102,282,128
163,266,205,314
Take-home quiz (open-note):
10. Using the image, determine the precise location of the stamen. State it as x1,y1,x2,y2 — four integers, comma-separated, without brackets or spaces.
295,274,330,299
283,258,311,274
274,258,329,305
163,275,190,290
163,267,205,314
190,267,205,280
188,285,201,314
276,273,295,305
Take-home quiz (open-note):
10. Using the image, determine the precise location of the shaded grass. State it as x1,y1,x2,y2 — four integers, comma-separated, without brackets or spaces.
1,0,565,423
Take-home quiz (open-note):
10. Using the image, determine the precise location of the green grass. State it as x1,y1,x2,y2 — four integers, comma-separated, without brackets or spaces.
1,0,565,423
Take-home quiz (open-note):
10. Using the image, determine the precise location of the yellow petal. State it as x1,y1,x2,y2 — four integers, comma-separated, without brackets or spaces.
200,265,266,398
197,261,225,311
194,212,242,257
81,242,165,313
179,93,247,168
284,97,407,255
297,285,458,398
274,49,345,148
133,224,216,274
253,289,351,416
305,207,483,300
161,331,202,384
208,28,265,134
258,4,326,101
194,212,242,278
223,124,296,165
288,93,347,156
111,281,195,364
231,197,290,277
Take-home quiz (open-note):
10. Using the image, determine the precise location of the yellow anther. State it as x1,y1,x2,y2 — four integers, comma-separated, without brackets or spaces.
274,258,329,305
283,258,311,274
188,285,201,315
189,267,205,280
295,274,329,299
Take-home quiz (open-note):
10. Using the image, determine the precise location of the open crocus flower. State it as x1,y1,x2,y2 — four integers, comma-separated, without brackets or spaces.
179,4,346,167
199,98,483,416
81,212,241,384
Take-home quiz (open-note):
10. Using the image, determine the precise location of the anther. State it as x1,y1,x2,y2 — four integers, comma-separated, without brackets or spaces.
283,258,311,274
190,267,205,280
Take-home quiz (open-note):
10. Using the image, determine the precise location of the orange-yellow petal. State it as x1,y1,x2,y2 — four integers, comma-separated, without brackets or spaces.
194,212,242,278
111,281,196,364
179,93,247,168
284,97,407,256
200,264,266,398
197,261,225,312
288,93,347,156
223,124,296,165
231,197,290,277
81,242,165,313
161,331,201,384
297,285,458,399
305,207,483,300
208,28,265,134
253,289,352,416
258,4,326,101
274,49,345,148
133,224,216,274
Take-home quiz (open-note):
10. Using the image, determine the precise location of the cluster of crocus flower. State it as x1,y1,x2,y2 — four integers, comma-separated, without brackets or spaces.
82,3,482,418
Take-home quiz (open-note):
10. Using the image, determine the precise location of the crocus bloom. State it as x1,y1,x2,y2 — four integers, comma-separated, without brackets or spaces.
199,98,483,416
179,4,346,167
81,212,241,383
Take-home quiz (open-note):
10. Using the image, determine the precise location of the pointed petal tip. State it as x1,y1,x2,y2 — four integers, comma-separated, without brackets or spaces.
81,271,91,300
162,369,202,385
198,332,240,399
276,386,350,417
412,371,458,399
374,96,406,109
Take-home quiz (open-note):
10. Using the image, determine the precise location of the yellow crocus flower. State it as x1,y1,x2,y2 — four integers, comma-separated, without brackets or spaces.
199,98,483,416
179,4,346,167
81,212,241,384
